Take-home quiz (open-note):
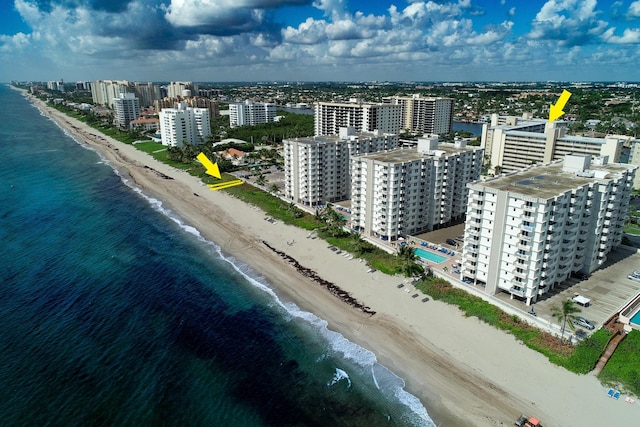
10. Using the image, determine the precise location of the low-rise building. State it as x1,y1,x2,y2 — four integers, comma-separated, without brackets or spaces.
461,154,637,305
351,136,484,240
130,118,159,132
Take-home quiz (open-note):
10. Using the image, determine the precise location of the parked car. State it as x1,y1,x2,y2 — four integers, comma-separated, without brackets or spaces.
628,270,640,282
573,316,595,330
445,238,458,246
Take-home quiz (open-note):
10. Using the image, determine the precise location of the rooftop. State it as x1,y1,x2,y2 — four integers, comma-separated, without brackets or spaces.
357,143,481,163
473,159,635,199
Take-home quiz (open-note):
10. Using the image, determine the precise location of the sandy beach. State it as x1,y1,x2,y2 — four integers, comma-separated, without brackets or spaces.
21,88,639,426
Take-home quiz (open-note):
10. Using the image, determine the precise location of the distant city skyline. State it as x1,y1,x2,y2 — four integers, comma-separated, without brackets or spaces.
2,0,640,83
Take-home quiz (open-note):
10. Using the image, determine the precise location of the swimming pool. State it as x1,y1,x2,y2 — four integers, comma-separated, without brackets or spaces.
630,309,640,327
414,247,447,264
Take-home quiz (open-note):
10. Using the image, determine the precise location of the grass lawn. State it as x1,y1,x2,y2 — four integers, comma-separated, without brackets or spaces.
624,223,640,235
599,330,640,396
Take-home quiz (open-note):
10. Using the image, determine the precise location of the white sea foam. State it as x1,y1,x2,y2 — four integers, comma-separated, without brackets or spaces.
328,368,351,388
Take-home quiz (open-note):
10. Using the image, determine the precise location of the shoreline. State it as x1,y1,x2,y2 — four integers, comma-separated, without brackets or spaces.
18,86,639,426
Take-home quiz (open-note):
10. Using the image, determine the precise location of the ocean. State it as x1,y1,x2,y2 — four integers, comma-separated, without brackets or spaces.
0,85,434,426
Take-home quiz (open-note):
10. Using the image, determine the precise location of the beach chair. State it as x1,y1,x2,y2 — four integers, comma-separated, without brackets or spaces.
607,388,615,397
613,390,620,400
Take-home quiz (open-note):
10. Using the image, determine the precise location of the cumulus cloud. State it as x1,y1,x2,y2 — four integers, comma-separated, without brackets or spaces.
2,0,640,82
629,1,640,18
528,0,610,46
602,27,640,44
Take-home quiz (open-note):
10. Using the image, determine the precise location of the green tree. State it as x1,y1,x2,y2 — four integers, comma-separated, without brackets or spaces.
396,245,424,277
551,299,581,340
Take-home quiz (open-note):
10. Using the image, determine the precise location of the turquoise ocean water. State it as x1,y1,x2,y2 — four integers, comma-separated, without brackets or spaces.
0,85,434,426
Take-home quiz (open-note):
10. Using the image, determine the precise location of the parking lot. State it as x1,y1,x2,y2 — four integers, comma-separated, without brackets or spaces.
494,245,640,332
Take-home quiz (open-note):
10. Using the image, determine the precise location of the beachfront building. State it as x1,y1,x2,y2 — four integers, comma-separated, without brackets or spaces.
461,154,637,305
351,136,483,241
113,93,141,129
155,97,220,118
159,103,211,147
130,118,159,132
284,128,398,206
314,101,401,136
229,100,276,128
384,94,454,134
481,113,624,174
628,139,640,189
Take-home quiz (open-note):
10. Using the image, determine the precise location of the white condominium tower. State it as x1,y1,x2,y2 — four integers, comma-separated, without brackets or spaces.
351,136,483,241
386,94,454,134
166,82,198,99
113,93,141,129
314,101,401,136
159,103,211,147
284,128,398,206
626,138,640,189
229,100,276,128
462,154,636,305
481,113,624,174
91,80,132,108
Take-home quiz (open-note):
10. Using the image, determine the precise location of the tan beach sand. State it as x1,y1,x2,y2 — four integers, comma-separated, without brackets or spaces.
21,88,639,426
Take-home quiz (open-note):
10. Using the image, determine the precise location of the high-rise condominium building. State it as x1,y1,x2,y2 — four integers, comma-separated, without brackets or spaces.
284,128,398,206
481,114,624,174
385,95,454,134
461,154,636,305
159,103,211,147
351,136,484,241
626,139,640,189
166,82,198,99
90,80,134,108
113,93,141,129
229,101,276,128
314,102,401,136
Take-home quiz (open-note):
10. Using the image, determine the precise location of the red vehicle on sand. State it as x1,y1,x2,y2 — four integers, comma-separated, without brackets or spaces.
515,415,541,427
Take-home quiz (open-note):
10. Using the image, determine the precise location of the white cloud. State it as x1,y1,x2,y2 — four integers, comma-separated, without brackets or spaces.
0,32,31,52
602,28,640,44
283,18,327,44
629,1,640,18
528,0,610,45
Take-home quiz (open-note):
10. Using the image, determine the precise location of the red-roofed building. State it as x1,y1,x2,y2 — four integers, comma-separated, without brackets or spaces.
219,148,246,165
130,117,159,132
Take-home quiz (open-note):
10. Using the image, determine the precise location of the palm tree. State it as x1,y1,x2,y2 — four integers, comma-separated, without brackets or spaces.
396,244,415,262
396,244,423,277
269,183,279,194
351,232,370,255
255,175,267,186
401,260,424,278
551,299,581,340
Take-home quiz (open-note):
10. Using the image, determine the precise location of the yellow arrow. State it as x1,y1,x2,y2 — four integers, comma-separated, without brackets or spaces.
548,89,572,123
196,152,221,179
207,180,244,191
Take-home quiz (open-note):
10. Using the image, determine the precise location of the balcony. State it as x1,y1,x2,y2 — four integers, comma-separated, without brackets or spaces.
509,286,527,298
512,269,529,280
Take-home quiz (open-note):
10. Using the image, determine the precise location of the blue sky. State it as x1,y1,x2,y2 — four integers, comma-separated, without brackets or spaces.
1,0,640,83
